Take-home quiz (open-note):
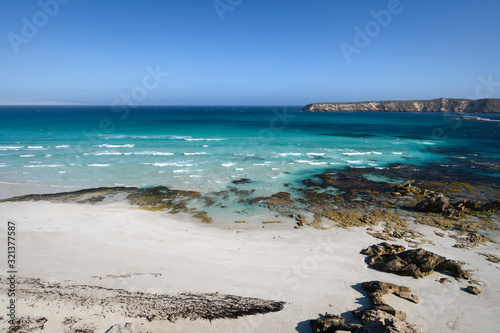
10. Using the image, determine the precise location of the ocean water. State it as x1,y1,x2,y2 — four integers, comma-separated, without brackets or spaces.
1,106,499,201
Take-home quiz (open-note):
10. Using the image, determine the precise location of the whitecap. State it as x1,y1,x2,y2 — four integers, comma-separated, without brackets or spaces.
23,164,63,168
97,144,135,148
27,146,44,149
184,152,210,155
93,151,123,156
124,151,174,156
88,164,110,167
277,153,302,156
307,153,325,156
20,155,35,157
55,145,70,148
221,163,234,167
343,152,371,156
392,152,403,155
0,146,23,150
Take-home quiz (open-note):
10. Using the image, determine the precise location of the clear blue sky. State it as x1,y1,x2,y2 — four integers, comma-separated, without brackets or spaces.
1,0,499,106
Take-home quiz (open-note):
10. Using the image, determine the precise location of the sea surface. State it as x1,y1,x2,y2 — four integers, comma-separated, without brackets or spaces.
1,106,499,221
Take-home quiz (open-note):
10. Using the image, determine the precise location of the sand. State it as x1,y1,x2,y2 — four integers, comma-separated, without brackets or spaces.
0,200,499,332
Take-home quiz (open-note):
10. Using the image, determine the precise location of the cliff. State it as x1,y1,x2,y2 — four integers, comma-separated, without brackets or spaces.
302,98,500,113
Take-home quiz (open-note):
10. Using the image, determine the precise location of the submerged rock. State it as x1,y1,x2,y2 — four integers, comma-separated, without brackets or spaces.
250,192,294,206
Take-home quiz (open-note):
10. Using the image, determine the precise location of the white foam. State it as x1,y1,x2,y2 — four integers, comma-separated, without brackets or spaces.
55,145,70,148
173,169,189,173
97,144,135,148
93,151,123,156
23,164,63,168
277,153,302,156
0,146,23,150
124,151,174,156
27,146,44,149
417,142,436,145
145,162,193,167
392,152,403,155
235,168,244,171
346,160,363,164
221,163,234,167
184,152,210,155
20,155,35,157
371,152,382,155
88,164,110,167
343,152,371,156
307,153,325,156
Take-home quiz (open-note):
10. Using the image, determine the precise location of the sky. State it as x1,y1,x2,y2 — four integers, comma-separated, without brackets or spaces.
1,0,500,106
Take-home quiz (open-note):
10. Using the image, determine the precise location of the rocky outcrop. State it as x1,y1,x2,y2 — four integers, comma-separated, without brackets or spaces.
414,194,454,215
303,98,500,113
361,243,469,279
310,281,421,333
466,285,483,295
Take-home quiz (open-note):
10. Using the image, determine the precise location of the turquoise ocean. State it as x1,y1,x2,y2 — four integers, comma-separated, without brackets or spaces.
1,106,499,222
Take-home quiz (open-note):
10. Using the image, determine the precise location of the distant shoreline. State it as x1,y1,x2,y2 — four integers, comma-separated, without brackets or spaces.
303,98,500,113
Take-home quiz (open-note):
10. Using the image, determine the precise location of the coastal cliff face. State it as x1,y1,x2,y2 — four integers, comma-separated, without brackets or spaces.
303,98,500,113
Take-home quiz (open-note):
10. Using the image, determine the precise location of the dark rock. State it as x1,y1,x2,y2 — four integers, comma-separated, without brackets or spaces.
310,281,421,333
250,192,294,206
466,285,483,295
232,178,251,185
362,243,469,279
453,199,500,212
361,309,422,333
394,179,416,194
414,194,452,214
479,253,500,263
310,313,362,332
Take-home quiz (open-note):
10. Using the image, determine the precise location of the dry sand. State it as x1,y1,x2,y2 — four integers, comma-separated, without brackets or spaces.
0,200,499,332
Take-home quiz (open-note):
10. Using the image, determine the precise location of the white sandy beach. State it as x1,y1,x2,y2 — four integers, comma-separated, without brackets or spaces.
1,199,499,332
